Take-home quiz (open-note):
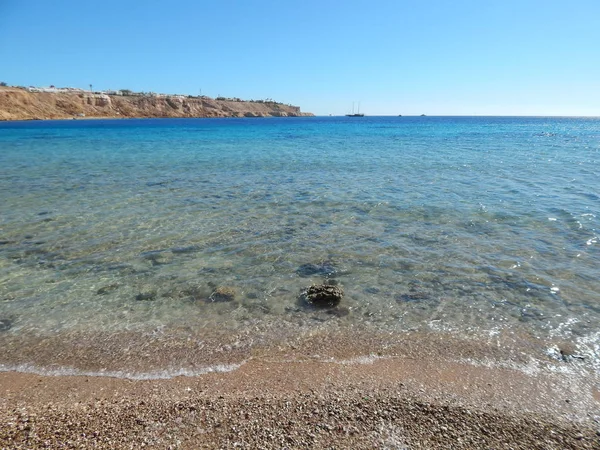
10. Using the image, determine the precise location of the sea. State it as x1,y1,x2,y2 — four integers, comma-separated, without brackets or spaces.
0,116,599,378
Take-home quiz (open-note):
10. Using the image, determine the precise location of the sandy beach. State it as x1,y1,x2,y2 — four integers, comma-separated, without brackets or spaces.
2,116,599,449
1,331,599,449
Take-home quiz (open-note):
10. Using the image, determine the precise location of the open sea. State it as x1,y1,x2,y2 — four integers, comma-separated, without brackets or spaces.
0,116,599,378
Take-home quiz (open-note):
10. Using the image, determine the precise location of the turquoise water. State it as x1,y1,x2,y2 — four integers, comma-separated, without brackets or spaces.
0,116,599,374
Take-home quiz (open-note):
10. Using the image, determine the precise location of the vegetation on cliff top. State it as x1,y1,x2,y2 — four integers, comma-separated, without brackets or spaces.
0,84,313,121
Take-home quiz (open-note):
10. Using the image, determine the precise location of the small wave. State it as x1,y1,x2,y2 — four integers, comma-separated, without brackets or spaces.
336,354,385,365
0,362,245,380
459,355,575,377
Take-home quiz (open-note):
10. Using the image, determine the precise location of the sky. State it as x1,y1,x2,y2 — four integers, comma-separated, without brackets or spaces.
1,0,599,116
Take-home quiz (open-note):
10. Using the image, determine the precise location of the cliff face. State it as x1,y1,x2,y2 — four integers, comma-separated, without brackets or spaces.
0,87,314,121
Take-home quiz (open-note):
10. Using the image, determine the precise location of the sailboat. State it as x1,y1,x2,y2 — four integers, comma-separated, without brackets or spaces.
346,102,364,117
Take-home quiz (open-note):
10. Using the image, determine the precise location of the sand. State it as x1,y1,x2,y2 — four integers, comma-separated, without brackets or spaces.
1,331,599,449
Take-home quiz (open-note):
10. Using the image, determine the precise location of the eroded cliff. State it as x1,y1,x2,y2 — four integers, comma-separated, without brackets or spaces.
0,87,314,121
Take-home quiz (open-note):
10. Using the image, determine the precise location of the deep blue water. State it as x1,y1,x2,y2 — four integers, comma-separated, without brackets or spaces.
0,116,599,374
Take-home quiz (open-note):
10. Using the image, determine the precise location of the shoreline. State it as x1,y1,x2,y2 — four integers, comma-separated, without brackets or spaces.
3,115,600,123
0,115,317,122
1,331,599,448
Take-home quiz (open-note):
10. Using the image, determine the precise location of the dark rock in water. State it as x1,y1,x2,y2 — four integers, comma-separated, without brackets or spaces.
396,291,429,302
135,291,157,301
0,318,13,332
297,261,338,278
140,250,172,266
519,307,545,322
209,286,236,302
171,245,200,254
96,284,119,295
301,284,344,308
37,211,51,216
164,283,209,301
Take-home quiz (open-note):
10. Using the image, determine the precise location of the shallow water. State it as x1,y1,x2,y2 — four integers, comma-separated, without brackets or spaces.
0,116,599,374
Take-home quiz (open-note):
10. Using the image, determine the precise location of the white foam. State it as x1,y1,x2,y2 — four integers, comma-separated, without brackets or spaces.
574,331,600,372
337,354,384,365
547,317,580,338
308,354,385,366
0,362,245,380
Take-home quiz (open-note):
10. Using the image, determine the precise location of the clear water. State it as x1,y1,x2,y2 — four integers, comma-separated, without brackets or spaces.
0,117,599,374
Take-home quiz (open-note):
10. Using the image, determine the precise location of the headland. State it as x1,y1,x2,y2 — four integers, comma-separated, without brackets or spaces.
0,85,314,121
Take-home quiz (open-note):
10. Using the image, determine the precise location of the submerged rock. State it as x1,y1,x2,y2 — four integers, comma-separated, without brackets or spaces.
96,284,119,295
301,284,344,308
135,291,157,301
164,283,209,301
171,245,201,254
0,318,12,332
140,250,173,266
209,286,237,302
297,261,338,278
395,291,430,302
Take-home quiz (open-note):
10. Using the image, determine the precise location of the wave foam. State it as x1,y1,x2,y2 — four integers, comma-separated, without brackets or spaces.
0,362,245,380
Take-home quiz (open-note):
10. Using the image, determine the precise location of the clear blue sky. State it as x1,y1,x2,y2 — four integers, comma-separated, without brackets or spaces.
1,0,599,116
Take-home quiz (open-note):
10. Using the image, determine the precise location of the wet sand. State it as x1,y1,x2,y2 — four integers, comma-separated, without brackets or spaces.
1,331,599,449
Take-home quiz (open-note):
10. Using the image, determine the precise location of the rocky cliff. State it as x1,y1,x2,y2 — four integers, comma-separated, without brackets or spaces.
0,87,314,121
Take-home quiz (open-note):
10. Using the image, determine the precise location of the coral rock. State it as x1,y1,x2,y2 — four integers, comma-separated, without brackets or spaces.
301,284,344,308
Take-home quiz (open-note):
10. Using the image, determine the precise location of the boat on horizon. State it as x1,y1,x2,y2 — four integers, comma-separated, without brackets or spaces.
346,102,364,117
